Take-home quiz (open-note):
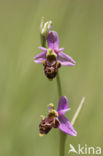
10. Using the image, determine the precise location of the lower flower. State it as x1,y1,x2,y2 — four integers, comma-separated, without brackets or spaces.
39,96,77,136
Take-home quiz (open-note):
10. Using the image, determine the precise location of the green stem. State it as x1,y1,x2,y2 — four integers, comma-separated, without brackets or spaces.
56,73,67,156
40,34,46,47
56,73,62,97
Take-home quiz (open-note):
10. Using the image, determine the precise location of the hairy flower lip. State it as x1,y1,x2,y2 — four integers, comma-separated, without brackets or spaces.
43,60,60,79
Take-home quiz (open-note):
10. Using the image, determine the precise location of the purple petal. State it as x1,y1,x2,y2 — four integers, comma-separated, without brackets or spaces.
38,47,47,52
58,115,77,136
34,52,46,64
47,31,59,50
58,48,64,52
59,108,70,115
57,52,76,66
57,96,69,114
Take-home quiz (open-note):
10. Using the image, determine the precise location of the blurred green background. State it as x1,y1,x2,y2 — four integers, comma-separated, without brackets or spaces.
0,0,103,156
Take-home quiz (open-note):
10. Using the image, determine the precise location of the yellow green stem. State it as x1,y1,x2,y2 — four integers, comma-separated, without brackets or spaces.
56,72,67,156
40,34,46,47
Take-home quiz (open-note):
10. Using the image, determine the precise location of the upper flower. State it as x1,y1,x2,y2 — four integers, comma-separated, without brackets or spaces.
34,31,76,66
39,96,77,136
34,31,76,79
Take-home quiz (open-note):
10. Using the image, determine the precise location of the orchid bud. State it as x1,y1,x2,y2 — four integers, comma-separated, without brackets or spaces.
40,17,53,38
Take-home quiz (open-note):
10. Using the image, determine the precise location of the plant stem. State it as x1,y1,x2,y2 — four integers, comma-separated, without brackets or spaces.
56,73,62,97
40,34,46,47
56,72,66,156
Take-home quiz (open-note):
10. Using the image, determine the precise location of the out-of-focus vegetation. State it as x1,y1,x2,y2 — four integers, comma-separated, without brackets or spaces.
0,0,103,156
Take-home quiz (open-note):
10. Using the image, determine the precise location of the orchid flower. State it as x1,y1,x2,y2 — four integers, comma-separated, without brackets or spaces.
39,96,77,136
34,31,76,79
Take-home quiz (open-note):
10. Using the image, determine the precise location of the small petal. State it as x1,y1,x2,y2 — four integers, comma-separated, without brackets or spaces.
57,52,76,66
47,31,59,50
38,47,47,52
57,96,69,114
58,108,70,116
54,48,64,54
34,52,46,64
58,48,64,52
58,115,77,136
